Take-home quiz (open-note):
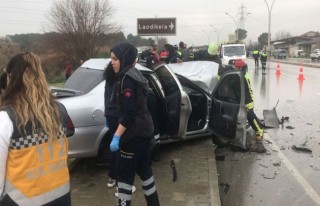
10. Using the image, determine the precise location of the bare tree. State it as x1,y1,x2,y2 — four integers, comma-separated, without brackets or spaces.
274,30,292,41
0,38,21,69
47,0,119,61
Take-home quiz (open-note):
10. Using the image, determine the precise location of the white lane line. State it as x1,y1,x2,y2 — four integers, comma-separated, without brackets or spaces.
264,134,320,204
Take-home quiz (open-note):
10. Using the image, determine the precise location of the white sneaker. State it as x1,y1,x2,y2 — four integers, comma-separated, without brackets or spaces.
132,185,136,193
115,187,118,197
107,178,116,188
115,185,136,197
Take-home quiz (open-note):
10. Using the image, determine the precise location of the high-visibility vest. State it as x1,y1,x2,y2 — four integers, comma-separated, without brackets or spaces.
1,106,70,206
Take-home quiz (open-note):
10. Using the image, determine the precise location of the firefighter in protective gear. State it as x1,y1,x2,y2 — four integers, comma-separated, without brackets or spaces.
234,59,266,153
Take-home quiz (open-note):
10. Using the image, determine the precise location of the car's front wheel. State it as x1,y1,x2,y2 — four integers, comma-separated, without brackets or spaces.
211,135,230,148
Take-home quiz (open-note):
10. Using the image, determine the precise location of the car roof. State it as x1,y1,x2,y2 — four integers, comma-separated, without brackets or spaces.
80,58,151,72
168,61,219,94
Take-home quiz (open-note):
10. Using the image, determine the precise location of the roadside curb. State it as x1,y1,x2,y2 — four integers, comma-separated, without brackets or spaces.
207,144,222,206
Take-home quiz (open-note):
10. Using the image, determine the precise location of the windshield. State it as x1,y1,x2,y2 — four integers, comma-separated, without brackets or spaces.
63,67,104,94
223,46,245,56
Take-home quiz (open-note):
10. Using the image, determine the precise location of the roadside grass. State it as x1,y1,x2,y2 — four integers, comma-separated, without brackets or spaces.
49,76,64,87
50,82,64,87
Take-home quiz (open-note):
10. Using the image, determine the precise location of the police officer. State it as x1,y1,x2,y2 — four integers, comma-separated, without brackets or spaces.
108,43,160,206
252,48,260,68
260,49,268,74
234,59,266,153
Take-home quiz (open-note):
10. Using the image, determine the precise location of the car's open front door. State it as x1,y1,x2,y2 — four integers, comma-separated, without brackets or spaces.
154,64,191,139
209,71,247,148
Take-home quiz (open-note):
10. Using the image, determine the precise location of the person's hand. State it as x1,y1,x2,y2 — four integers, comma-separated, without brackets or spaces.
110,134,120,152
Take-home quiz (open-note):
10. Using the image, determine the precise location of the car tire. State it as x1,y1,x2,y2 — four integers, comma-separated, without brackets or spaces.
211,135,230,148
318,57,320,60
95,134,112,165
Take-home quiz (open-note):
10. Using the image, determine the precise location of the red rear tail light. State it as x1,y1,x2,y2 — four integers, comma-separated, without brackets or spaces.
66,116,75,137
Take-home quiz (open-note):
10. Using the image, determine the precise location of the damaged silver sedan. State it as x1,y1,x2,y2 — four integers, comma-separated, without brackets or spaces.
51,59,250,159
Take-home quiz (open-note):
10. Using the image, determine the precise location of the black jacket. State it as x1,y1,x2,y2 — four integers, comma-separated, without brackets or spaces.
116,67,154,143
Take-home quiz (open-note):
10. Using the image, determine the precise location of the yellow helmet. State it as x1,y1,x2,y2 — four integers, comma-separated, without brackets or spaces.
208,42,218,55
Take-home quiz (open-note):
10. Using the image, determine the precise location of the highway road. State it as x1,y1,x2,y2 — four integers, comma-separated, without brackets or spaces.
216,59,320,206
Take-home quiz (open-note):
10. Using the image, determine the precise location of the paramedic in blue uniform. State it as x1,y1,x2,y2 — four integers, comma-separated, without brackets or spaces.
108,43,160,206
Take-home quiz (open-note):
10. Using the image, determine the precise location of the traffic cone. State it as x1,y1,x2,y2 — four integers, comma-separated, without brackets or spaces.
297,63,305,80
275,63,281,75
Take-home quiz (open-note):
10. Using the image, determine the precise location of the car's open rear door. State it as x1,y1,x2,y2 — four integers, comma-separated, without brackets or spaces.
209,71,247,148
154,64,191,139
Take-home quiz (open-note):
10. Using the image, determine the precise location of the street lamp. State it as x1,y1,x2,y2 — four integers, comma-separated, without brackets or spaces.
264,0,276,67
209,25,222,46
225,12,239,41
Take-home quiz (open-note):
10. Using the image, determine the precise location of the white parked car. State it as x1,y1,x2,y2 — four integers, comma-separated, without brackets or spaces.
310,50,320,60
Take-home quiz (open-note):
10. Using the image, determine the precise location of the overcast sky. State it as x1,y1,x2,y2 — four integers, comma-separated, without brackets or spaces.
1,0,320,47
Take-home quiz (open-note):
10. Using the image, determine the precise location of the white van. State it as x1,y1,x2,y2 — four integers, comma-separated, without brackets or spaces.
219,43,246,65
293,50,306,58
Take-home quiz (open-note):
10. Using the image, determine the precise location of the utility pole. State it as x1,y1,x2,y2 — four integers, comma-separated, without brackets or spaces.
238,3,250,30
264,0,276,68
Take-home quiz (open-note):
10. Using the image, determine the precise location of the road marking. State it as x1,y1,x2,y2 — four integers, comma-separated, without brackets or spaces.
265,134,320,204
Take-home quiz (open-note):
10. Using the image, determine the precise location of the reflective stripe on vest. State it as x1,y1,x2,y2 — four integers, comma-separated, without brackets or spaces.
2,108,70,206
245,72,254,109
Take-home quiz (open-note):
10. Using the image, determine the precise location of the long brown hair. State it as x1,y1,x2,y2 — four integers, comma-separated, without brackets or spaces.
0,52,61,139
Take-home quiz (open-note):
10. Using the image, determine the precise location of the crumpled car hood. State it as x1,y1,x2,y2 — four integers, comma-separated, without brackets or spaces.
168,61,219,94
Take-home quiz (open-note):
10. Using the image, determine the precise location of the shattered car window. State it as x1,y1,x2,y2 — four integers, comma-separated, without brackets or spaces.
156,66,179,96
214,74,240,104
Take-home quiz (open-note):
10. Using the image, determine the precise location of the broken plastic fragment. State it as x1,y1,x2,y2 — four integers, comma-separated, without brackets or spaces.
291,145,312,153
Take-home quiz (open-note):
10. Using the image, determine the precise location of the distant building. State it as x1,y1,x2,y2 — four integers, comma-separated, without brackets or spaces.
271,31,320,57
